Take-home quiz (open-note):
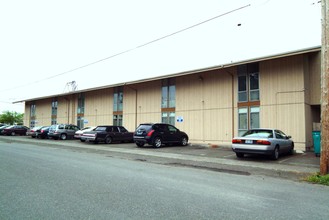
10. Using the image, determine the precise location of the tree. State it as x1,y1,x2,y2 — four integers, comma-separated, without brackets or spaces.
0,111,24,125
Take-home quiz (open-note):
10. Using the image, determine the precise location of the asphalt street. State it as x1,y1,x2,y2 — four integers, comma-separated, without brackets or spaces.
0,136,321,181
1,141,328,220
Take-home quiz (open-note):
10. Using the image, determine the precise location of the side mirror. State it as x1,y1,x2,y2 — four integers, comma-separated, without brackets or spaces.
287,135,291,139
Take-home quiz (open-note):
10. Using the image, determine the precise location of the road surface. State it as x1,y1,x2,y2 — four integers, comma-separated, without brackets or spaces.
1,141,328,220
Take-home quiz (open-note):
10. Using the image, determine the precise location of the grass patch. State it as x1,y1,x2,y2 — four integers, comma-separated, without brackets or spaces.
305,173,329,186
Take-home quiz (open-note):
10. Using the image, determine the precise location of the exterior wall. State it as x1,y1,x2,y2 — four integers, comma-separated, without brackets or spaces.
176,69,234,145
21,51,321,151
260,55,307,150
34,99,52,126
23,103,31,126
57,96,73,124
84,89,113,126
309,52,321,105
134,81,162,128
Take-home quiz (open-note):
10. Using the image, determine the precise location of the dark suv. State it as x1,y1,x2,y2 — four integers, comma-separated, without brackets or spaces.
133,123,189,148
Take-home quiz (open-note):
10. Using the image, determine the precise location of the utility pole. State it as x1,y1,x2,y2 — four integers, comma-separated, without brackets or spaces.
321,0,329,175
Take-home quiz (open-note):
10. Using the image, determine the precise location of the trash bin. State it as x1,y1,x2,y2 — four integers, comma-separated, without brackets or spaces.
312,131,321,157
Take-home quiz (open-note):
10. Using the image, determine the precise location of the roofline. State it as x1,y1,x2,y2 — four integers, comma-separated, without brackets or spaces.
14,45,321,104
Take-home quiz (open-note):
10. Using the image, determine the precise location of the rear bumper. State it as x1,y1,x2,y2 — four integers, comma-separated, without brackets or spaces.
232,144,275,155
133,136,151,144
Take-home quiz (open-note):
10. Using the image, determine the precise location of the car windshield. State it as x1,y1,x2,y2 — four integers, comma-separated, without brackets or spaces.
242,130,273,138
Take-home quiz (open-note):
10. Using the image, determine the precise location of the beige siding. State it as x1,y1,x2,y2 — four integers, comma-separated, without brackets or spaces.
176,70,234,144
134,81,161,126
123,86,138,131
22,50,321,151
260,55,307,149
309,52,321,105
84,89,112,126
35,99,51,126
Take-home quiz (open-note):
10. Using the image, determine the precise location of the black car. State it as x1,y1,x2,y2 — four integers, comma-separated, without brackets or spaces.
36,126,50,139
0,125,10,135
133,123,189,148
80,125,133,144
2,125,29,136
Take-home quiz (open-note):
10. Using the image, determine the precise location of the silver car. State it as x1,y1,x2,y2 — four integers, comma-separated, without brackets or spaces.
232,129,294,160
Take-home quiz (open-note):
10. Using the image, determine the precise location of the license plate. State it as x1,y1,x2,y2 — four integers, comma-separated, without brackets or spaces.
245,140,253,144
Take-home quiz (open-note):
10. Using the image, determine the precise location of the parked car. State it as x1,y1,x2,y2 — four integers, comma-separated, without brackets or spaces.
2,125,30,136
26,126,48,138
48,124,80,140
80,125,133,144
0,125,10,135
133,123,189,148
232,128,294,160
36,126,50,139
74,126,96,139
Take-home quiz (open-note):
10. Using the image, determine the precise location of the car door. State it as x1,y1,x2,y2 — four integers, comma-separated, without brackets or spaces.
111,126,120,141
167,125,180,143
274,130,290,152
118,126,130,141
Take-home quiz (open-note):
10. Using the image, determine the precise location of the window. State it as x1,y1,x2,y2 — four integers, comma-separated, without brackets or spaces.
77,93,85,114
162,112,175,125
51,98,58,125
77,116,84,129
51,98,58,115
238,108,248,136
30,104,36,117
237,63,260,135
238,107,260,136
113,87,123,112
113,114,123,126
77,93,85,128
30,103,36,128
161,79,176,125
113,87,123,126
238,63,259,102
161,79,175,108
250,106,260,129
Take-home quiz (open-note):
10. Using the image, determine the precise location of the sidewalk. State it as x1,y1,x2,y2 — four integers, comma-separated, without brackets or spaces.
0,136,320,181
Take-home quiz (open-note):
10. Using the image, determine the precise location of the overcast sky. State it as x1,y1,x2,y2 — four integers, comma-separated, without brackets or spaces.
0,0,321,113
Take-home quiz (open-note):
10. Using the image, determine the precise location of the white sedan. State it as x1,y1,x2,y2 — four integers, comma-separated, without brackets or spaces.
74,126,96,140
232,129,294,160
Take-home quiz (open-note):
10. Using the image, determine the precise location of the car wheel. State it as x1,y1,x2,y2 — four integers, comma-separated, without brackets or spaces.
272,146,279,160
236,153,244,158
105,136,112,144
181,136,188,146
153,137,162,148
11,132,15,136
80,139,85,142
60,133,67,140
136,142,144,147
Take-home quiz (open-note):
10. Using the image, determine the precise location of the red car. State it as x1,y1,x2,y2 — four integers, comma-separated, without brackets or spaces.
2,125,30,136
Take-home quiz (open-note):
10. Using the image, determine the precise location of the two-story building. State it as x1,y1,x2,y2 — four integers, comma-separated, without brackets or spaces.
16,46,321,151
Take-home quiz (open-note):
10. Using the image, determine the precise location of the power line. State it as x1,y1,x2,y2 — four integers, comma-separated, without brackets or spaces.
0,4,250,93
